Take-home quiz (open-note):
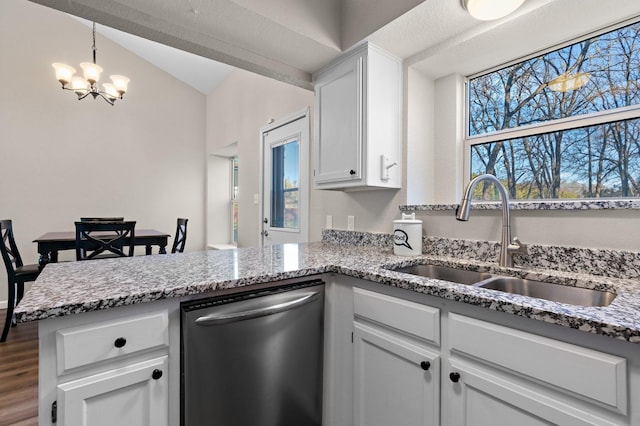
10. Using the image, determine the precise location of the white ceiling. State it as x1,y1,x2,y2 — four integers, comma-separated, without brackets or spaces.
37,0,640,94
76,19,234,95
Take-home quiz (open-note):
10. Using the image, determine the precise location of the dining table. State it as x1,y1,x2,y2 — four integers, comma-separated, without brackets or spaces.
33,229,171,266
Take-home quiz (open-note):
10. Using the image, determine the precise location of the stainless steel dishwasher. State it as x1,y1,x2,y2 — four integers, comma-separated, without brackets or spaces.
181,279,324,426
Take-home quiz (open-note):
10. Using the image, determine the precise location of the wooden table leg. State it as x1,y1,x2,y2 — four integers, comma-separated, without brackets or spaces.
38,252,51,266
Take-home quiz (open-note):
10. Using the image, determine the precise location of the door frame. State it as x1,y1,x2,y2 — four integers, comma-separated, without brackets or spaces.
259,107,310,246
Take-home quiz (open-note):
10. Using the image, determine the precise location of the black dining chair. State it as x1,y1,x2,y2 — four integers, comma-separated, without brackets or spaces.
171,218,188,253
75,221,136,261
80,217,125,222
1,220,41,342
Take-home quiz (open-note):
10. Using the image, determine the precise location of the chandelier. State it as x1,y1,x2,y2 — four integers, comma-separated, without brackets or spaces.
52,22,129,106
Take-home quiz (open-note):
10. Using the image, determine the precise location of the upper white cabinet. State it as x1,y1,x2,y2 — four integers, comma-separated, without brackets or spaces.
313,42,402,191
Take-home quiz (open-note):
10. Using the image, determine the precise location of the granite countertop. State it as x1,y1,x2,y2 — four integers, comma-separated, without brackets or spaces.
14,241,640,344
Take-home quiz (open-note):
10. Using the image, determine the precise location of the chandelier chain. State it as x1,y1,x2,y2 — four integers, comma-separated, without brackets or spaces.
92,22,97,65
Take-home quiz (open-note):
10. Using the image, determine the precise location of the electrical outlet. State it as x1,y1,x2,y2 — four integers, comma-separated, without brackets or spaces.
326,215,333,229
347,215,355,231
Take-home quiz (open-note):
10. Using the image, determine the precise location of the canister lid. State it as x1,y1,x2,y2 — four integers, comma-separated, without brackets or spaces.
393,212,422,224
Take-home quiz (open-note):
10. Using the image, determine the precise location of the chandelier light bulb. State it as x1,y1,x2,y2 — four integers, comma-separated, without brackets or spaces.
80,62,103,84
110,75,130,95
52,63,76,86
102,83,119,100
461,0,525,20
70,76,90,96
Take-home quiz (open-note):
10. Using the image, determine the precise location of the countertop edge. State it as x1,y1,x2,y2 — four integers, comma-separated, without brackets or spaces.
13,245,640,344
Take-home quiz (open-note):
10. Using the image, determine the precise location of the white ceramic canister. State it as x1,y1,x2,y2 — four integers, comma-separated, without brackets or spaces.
393,213,423,256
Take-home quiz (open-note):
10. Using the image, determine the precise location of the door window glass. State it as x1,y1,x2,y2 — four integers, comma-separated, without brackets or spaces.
271,138,299,230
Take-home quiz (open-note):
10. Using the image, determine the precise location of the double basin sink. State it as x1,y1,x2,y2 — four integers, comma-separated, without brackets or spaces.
388,264,616,307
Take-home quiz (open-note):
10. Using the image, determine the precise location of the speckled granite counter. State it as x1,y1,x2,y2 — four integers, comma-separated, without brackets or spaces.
14,241,640,344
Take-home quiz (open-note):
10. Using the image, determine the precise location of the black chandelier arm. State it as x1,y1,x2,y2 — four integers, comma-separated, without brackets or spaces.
59,86,119,106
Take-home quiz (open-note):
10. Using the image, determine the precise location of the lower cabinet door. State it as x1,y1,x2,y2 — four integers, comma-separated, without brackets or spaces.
445,359,619,426
353,322,439,426
57,356,168,426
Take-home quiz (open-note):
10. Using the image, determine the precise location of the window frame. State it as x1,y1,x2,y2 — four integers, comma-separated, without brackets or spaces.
463,16,640,195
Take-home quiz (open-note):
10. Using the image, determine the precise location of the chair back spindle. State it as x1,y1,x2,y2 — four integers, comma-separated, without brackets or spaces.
171,218,188,253
75,221,136,261
1,219,40,342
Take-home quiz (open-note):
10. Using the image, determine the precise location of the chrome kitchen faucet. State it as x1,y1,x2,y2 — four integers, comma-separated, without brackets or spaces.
455,174,527,268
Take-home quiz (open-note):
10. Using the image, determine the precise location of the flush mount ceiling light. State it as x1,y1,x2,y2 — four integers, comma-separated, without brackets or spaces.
52,22,129,106
547,72,591,92
461,0,526,20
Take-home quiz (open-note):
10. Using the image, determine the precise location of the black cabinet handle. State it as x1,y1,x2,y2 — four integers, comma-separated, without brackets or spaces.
152,369,163,380
114,337,127,348
420,361,431,371
449,372,460,383
349,169,356,175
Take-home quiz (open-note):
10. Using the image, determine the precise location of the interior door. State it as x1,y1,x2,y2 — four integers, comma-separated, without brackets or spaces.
261,109,309,245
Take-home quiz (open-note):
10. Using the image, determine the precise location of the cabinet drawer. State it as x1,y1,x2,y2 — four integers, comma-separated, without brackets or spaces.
449,314,627,414
56,311,169,374
354,288,439,345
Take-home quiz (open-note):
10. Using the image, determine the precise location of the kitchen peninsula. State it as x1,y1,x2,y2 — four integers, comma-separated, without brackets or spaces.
15,233,640,425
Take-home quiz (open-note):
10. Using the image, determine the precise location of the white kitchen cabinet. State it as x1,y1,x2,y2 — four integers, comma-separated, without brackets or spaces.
352,287,440,426
445,359,619,426
56,356,169,426
313,42,402,190
38,305,176,425
354,322,439,426
444,314,628,426
327,277,639,426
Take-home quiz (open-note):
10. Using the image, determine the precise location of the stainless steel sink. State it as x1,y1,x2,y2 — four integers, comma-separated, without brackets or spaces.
389,264,494,285
475,277,617,307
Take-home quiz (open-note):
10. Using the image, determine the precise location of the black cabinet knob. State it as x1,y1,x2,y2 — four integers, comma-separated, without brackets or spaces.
420,361,431,371
114,337,127,348
449,372,461,383
152,369,163,380
349,169,356,175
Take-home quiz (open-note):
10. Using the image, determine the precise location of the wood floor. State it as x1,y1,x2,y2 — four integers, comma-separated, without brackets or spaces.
0,310,38,426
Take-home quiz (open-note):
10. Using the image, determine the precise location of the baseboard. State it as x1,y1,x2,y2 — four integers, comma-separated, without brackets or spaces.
0,300,6,309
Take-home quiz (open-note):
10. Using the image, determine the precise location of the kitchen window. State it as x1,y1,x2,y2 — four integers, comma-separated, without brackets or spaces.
466,18,640,199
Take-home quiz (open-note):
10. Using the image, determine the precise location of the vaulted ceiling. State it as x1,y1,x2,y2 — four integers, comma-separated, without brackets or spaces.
29,0,640,91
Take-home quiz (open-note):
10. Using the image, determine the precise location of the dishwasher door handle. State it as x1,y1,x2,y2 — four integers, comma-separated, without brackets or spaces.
195,291,320,326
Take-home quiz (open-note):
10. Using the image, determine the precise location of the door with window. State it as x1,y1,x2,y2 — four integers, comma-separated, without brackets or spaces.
261,109,309,245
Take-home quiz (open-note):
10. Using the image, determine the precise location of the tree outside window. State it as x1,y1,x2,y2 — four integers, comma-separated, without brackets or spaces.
468,20,640,199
